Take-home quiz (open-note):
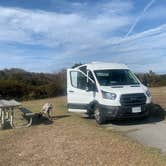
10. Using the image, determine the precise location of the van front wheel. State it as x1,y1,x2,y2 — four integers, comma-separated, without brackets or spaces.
94,107,106,124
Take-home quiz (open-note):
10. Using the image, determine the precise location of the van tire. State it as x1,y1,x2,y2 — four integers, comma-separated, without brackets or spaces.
94,107,106,124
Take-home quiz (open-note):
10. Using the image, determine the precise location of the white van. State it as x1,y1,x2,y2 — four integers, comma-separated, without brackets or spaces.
67,62,152,124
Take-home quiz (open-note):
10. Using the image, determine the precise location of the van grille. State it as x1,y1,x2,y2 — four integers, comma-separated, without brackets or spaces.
120,93,146,107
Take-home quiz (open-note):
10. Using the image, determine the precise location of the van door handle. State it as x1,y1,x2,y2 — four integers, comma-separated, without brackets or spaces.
69,90,74,93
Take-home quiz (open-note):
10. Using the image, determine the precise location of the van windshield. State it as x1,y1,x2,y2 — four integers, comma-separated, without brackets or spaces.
94,69,139,86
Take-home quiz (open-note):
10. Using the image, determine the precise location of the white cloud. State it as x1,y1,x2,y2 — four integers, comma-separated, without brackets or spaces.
0,4,132,47
98,24,166,73
0,1,134,72
0,1,165,73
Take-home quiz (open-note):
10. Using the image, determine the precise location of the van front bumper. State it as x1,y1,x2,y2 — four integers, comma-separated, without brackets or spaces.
99,104,150,119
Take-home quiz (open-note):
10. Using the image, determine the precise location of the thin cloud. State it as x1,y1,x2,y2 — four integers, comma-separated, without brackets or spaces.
0,5,132,47
143,5,166,20
125,0,156,37
0,0,165,73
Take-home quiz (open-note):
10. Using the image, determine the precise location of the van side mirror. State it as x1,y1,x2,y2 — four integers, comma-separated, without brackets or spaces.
142,80,149,87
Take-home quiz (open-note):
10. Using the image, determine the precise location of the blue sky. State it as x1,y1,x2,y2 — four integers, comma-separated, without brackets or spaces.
0,0,166,73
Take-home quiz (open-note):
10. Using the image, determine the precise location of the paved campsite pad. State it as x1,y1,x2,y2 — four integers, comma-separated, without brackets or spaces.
103,87,166,153
104,116,166,153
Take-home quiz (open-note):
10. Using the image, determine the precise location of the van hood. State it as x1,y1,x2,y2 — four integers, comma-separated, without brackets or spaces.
100,85,147,95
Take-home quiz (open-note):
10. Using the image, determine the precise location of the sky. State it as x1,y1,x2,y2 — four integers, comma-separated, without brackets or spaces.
0,0,166,73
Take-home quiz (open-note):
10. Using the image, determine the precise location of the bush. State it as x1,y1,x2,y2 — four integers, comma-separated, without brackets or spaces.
0,69,66,100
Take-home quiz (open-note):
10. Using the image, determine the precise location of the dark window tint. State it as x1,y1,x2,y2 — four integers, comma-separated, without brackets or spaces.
95,69,139,86
70,71,87,90
88,71,95,82
79,66,87,75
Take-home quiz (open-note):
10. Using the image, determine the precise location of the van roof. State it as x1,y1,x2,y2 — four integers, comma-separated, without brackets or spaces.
77,62,129,70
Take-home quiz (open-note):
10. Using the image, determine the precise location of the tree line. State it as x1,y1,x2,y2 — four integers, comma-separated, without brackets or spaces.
0,68,66,100
0,68,165,101
136,70,166,87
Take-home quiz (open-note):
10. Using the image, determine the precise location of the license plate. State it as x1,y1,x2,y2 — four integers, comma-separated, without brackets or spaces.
132,107,141,113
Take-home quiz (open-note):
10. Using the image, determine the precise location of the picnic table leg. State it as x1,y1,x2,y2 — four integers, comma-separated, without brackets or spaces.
6,110,9,120
26,117,32,127
1,109,5,129
10,108,14,128
0,108,2,118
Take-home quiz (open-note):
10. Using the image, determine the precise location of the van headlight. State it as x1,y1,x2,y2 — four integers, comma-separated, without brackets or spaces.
146,90,151,97
102,91,117,100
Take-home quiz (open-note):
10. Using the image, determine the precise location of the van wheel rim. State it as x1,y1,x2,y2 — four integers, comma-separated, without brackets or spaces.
95,109,100,121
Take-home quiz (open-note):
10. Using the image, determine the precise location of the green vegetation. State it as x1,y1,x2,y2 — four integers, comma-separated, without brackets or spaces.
0,68,66,100
137,70,166,87
0,67,166,101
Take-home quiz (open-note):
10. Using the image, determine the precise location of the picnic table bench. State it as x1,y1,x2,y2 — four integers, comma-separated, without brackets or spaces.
19,108,35,127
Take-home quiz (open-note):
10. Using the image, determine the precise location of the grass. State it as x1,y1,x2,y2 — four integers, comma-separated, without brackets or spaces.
150,86,166,110
0,88,166,165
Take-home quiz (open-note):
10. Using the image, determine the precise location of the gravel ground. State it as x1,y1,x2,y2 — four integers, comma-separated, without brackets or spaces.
0,95,166,166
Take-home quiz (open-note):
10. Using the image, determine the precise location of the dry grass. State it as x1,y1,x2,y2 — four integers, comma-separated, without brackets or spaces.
150,87,166,110
0,89,166,165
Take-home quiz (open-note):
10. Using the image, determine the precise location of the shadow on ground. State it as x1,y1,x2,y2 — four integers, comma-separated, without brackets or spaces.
109,103,166,126
4,107,71,129
81,103,166,126
26,114,71,126
4,114,71,129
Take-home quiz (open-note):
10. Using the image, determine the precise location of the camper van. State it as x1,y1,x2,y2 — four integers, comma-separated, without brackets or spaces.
67,62,152,124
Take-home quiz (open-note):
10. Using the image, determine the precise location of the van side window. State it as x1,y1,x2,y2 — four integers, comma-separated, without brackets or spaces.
88,71,95,82
79,66,87,75
88,71,98,91
70,71,87,90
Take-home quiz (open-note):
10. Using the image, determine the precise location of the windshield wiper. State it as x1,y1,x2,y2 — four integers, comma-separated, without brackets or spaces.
130,85,140,87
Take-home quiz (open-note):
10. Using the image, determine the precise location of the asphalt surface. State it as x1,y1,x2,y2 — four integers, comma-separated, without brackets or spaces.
104,114,166,153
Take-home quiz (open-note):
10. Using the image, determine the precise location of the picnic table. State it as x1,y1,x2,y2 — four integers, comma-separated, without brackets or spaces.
0,100,21,129
0,100,54,129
